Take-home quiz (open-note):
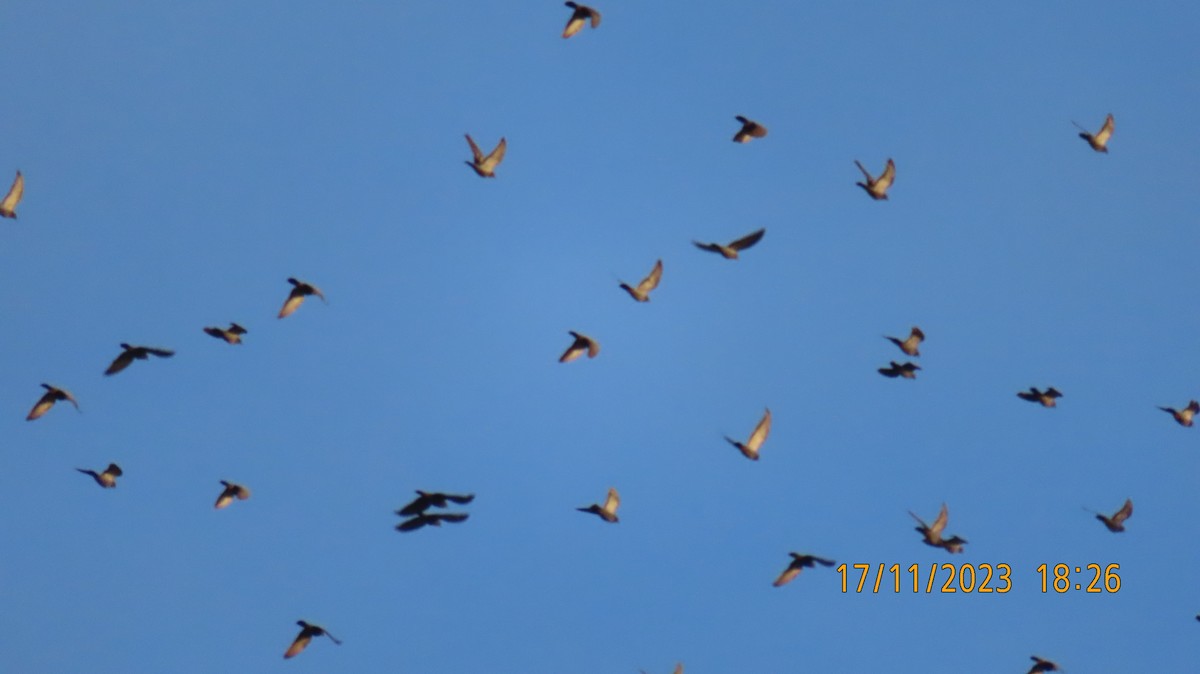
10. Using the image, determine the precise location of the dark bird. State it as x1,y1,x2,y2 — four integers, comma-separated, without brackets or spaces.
26,383,80,421
559,331,600,363
884,326,924,356
854,158,895,200
1074,114,1114,153
0,170,23,218
464,134,506,178
732,116,768,143
284,620,341,659
395,511,470,532
396,490,476,517
562,2,601,38
878,361,920,379
1017,387,1062,408
910,503,967,553
78,463,122,489
1086,498,1133,532
278,277,326,319
692,228,766,259
203,323,248,344
619,259,663,302
772,553,835,587
104,344,175,376
725,408,771,461
214,480,251,510
1158,400,1199,427
577,487,619,523
1027,655,1062,673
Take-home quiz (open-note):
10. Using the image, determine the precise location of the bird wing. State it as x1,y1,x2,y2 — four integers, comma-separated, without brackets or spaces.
1094,114,1114,146
876,159,896,191
745,408,771,452
773,565,801,587
853,160,873,182
589,6,601,27
283,633,312,658
1112,498,1133,525
0,171,23,216
810,556,836,567
728,228,766,251
636,259,663,295
27,395,55,420
464,134,484,163
396,515,429,532
398,493,433,516
445,493,475,505
603,487,620,514
929,503,949,537
908,511,928,530
279,290,306,318
146,347,175,358
436,513,470,524
692,241,723,254
482,138,507,171
105,350,135,375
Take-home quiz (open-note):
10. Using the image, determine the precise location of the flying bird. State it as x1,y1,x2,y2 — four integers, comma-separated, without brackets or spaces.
284,620,341,659
395,512,470,532
559,331,600,363
78,463,123,489
854,158,895,200
732,116,768,143
464,134,506,178
214,480,251,509
692,228,766,259
26,383,80,421
772,553,835,587
1017,387,1062,407
619,259,663,302
884,326,924,356
1086,498,1133,532
396,490,476,517
104,344,175,376
577,487,620,523
0,170,23,219
203,323,248,344
1027,655,1062,673
1158,400,1199,427
725,408,771,461
278,278,326,318
562,2,601,38
878,361,920,379
1074,114,1114,153
910,503,967,553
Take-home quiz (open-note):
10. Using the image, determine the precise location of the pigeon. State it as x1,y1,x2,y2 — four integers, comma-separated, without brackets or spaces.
78,463,122,488
884,327,924,356
725,408,771,461
772,553,835,587
1074,114,1114,153
1087,498,1133,533
910,503,967,553
1158,400,1199,427
214,480,251,509
854,158,895,200
562,2,601,38
692,228,766,259
203,323,248,344
284,620,341,659
1017,387,1062,408
26,383,80,421
396,491,476,517
395,512,470,532
732,116,768,143
105,344,175,376
878,361,920,379
278,278,326,319
0,170,23,218
619,259,663,302
577,487,619,523
559,331,600,363
464,134,506,178
1027,655,1062,673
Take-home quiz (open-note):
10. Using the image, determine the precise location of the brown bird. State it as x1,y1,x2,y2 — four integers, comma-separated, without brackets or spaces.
278,277,326,319
283,620,341,659
559,331,600,363
1087,498,1133,532
562,2,601,38
77,463,122,488
1027,655,1062,673
1017,387,1062,407
203,323,248,344
772,553,835,587
1158,400,1199,427
577,487,620,523
104,344,175,376
910,503,967,553
395,511,470,532
26,383,80,421
878,361,920,379
725,407,771,461
693,228,766,259
464,134,506,178
1074,114,1114,153
619,259,663,302
854,158,895,200
884,326,924,356
214,480,251,509
396,490,476,517
0,170,23,219
732,116,768,143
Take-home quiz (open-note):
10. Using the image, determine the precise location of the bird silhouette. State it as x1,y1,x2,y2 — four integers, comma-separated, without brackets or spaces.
464,134,506,177
732,116,768,143
104,344,175,376
619,259,663,302
692,228,766,259
559,331,600,363
396,491,476,517
878,361,920,379
772,553,835,587
910,503,967,553
203,323,248,344
1074,114,1114,153
724,408,771,461
78,463,123,488
395,511,469,532
1027,655,1061,673
278,278,326,319
854,158,895,200
562,2,601,38
0,170,23,218
1017,387,1063,408
577,487,619,523
26,383,80,421
214,480,251,509
1086,498,1133,532
1158,400,1199,427
284,620,341,659
884,326,924,356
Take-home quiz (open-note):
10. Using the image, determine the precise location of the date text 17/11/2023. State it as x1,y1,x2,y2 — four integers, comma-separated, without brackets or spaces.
836,563,1122,594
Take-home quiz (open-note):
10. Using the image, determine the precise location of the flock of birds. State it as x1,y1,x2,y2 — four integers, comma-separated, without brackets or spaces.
4,3,1186,672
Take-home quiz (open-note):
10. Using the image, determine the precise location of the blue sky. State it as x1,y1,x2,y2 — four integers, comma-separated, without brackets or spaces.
3,2,1198,672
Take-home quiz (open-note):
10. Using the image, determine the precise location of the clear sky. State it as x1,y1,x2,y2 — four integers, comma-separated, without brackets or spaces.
3,2,1198,672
